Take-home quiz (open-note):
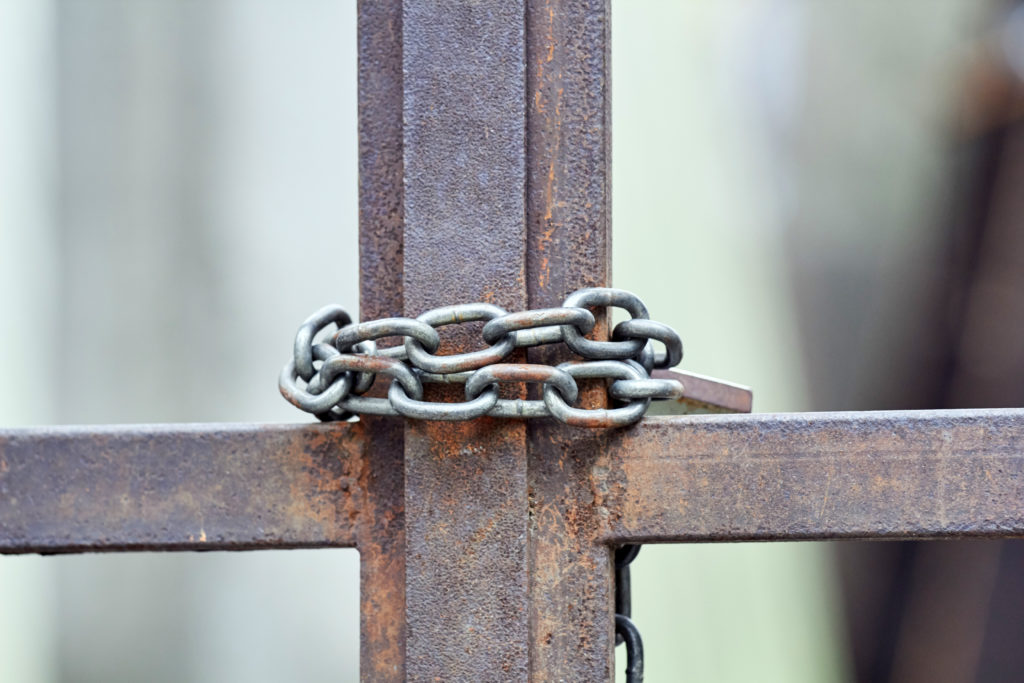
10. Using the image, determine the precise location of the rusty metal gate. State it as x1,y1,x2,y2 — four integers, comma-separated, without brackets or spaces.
3,2,1023,680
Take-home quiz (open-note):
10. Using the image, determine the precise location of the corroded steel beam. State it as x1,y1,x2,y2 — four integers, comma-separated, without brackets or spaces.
602,409,1024,542
358,0,407,679
400,0,530,679
0,422,364,554
525,0,616,679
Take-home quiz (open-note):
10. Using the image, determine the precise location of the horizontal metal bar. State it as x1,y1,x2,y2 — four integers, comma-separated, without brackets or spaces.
601,409,1024,542
0,422,365,554
650,369,753,414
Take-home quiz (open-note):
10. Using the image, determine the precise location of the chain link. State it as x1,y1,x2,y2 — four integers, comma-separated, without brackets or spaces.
279,287,684,428
615,544,644,683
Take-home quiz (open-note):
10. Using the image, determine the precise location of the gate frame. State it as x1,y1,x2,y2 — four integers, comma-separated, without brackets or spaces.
2,2,1023,680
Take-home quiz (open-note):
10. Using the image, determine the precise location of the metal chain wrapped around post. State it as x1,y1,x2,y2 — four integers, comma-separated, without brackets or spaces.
279,287,685,428
281,286,665,677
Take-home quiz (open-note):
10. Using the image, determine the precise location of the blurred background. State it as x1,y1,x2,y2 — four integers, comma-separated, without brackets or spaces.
1,0,1022,681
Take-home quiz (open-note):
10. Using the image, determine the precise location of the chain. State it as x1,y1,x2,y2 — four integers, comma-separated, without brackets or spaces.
615,544,644,683
281,287,657,672
279,288,684,427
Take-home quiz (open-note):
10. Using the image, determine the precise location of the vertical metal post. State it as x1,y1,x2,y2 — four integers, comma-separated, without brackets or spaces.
358,1,614,678
401,0,530,679
358,1,406,680
526,1,614,679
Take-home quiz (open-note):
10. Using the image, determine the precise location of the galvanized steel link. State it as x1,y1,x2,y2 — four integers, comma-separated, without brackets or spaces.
406,303,514,373
615,544,644,683
542,360,650,428
561,288,649,360
466,364,578,419
279,287,685,428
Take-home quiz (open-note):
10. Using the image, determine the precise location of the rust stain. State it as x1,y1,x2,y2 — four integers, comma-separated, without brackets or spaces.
0,424,364,554
546,6,555,63
602,412,1024,544
286,425,364,544
468,516,498,547
355,416,405,681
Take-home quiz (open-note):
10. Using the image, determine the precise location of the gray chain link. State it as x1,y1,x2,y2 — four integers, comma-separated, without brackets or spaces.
279,287,685,428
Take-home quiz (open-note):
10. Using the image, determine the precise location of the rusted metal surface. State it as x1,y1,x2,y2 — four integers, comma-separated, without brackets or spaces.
358,1,406,678
12,3,1024,682
601,410,1024,543
401,0,529,678
356,417,405,683
526,0,615,678
0,423,361,553
651,369,753,414
526,0,611,300
358,0,404,327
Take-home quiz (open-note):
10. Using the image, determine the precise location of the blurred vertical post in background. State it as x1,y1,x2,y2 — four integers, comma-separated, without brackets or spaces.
2,1,362,681
613,1,838,680
613,1,1003,682
0,1,58,681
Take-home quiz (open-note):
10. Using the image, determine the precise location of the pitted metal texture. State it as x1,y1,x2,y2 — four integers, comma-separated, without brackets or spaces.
280,287,685,427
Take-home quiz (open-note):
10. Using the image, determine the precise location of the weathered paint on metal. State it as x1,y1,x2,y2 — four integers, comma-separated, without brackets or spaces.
526,1,616,679
0,423,361,553
358,1,407,678
602,410,1024,543
401,0,530,679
